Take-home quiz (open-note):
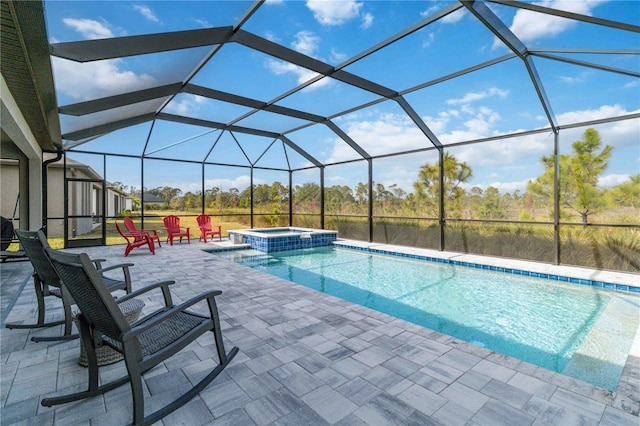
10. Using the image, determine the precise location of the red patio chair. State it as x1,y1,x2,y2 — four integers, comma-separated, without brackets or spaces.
115,222,155,256
123,217,162,248
163,215,190,246
196,214,222,243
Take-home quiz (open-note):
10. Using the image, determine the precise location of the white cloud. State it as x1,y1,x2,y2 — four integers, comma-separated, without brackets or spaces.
422,32,435,48
205,175,252,192
494,0,607,48
292,31,320,56
192,18,211,28
62,18,114,39
330,48,348,63
52,57,156,101
265,59,331,89
555,104,637,126
598,173,631,188
361,12,374,29
306,0,363,25
440,8,466,24
446,87,509,105
133,5,159,23
163,94,208,115
557,71,591,85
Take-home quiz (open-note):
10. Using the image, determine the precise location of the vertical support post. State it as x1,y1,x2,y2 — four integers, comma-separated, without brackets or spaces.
553,131,560,264
320,166,325,229
63,153,68,248
438,148,445,251
368,159,373,243
288,170,293,226
140,157,145,227
201,163,206,214
101,154,106,243
250,167,254,228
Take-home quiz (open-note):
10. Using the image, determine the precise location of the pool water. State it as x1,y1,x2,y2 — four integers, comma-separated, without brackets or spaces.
217,246,640,391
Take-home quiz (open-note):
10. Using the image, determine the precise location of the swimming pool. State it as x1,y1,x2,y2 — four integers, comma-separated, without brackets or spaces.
215,246,640,391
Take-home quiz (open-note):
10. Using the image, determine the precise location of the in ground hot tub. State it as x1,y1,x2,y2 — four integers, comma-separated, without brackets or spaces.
228,227,337,252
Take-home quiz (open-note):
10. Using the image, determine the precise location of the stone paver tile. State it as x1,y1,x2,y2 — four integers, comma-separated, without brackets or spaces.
599,405,640,426
361,365,404,389
351,345,394,368
323,345,355,361
468,399,536,426
201,380,252,418
339,336,371,353
269,362,306,381
397,383,448,416
508,372,557,400
457,369,493,391
245,388,303,426
295,352,332,374
145,368,189,396
420,360,465,384
382,354,421,378
549,388,607,421
386,378,414,396
333,413,369,426
440,382,490,412
481,379,533,409
403,409,446,426
418,339,453,357
437,348,482,372
281,369,325,397
432,400,476,426
331,357,370,379
472,359,517,383
393,344,439,365
336,377,381,406
301,385,358,424
314,366,349,389
272,343,311,364
523,395,599,426
0,397,41,426
238,372,283,400
274,404,330,426
353,392,414,425
335,324,363,338
407,370,448,393
160,399,214,426
209,408,257,426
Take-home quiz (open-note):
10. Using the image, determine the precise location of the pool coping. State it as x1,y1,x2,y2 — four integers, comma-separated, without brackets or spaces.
332,239,640,294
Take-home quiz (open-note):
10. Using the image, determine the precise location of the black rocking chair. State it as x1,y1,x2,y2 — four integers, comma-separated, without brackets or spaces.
6,229,132,342
42,248,238,426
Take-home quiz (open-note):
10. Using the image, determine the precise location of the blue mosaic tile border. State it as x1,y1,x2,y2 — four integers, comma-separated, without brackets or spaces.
335,243,640,295
230,232,337,253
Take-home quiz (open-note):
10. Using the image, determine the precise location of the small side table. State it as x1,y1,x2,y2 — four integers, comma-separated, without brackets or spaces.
75,298,145,367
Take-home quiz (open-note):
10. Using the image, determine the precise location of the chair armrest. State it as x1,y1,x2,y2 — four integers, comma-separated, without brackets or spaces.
97,263,135,293
115,280,176,306
90,258,106,269
122,289,222,340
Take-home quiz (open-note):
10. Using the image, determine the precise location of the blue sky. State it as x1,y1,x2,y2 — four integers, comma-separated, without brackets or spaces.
45,0,639,195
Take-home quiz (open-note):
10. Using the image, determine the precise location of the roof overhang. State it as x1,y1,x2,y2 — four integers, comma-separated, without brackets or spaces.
1,0,61,152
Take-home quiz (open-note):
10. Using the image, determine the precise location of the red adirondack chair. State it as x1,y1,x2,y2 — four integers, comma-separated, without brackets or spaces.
163,215,190,245
196,214,222,243
123,217,162,248
115,222,155,256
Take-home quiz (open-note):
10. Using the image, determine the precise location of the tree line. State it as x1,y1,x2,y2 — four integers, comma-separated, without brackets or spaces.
123,129,638,225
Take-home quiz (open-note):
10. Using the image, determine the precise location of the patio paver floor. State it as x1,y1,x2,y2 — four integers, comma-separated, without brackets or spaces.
1,239,638,425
